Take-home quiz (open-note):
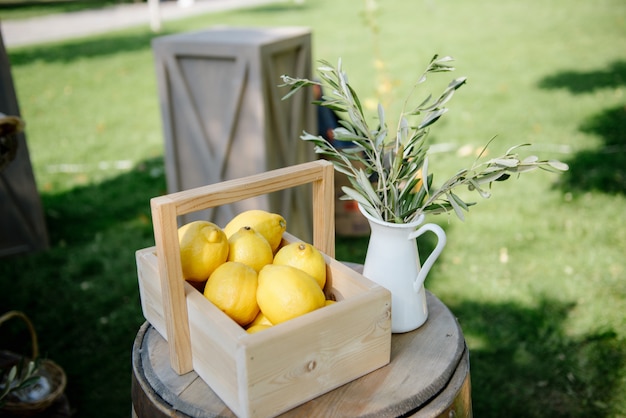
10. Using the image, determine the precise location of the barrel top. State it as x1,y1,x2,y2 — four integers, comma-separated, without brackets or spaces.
132,291,467,417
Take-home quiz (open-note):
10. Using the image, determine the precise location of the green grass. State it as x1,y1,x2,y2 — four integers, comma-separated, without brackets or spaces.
1,0,625,416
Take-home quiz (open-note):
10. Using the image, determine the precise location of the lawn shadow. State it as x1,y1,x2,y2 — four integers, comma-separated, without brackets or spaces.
0,0,123,15
42,156,166,247
538,61,626,195
448,298,626,418
245,2,311,13
538,60,626,94
7,28,175,66
560,105,626,194
0,156,166,417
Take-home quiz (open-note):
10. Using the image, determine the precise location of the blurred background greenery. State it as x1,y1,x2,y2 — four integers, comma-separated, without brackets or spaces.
1,0,625,416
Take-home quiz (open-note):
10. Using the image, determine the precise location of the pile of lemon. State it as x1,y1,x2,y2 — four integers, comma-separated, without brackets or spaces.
177,209,334,334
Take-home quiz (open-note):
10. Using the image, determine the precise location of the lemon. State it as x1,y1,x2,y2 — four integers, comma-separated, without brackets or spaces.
248,311,273,327
272,242,327,289
325,300,336,306
224,210,287,253
178,221,229,282
227,226,273,273
256,264,326,325
203,261,259,326
246,324,272,334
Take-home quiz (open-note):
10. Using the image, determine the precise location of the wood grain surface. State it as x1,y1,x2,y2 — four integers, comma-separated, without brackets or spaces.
132,291,472,418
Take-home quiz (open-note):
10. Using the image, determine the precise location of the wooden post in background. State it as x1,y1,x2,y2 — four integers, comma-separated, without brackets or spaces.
152,27,316,242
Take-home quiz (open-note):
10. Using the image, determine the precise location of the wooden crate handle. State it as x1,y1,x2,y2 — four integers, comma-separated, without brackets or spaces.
150,160,335,374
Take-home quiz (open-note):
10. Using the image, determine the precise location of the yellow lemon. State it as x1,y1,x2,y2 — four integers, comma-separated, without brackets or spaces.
203,261,259,326
248,311,273,327
227,226,273,273
325,300,336,306
246,324,272,334
178,220,229,282
224,210,287,253
256,264,326,325
272,242,327,289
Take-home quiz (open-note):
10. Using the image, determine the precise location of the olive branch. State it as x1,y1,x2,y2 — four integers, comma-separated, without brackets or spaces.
281,56,568,224
0,358,41,407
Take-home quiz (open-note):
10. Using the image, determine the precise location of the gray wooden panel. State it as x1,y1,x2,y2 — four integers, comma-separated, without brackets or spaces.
152,27,316,242
0,26,48,258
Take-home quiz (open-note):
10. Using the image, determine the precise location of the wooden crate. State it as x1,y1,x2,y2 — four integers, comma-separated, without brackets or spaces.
135,160,392,418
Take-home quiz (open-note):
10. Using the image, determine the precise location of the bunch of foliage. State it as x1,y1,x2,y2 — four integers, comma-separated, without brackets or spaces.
282,56,568,223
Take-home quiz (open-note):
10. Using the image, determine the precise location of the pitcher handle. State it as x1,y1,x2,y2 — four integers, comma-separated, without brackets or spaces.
408,223,447,292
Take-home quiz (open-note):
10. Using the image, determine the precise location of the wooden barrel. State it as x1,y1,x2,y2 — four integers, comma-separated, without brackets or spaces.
131,291,472,418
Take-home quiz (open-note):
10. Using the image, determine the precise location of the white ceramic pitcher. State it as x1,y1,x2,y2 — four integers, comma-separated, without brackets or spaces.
359,205,447,333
